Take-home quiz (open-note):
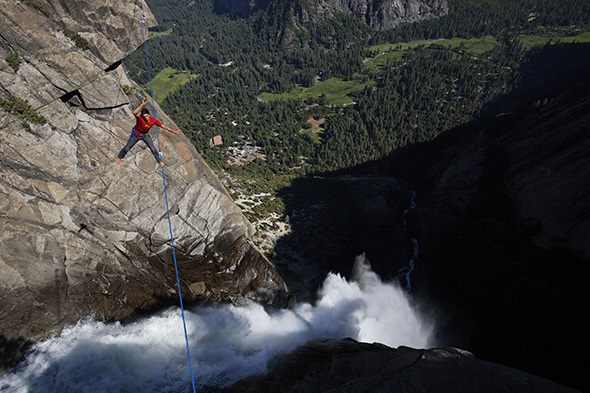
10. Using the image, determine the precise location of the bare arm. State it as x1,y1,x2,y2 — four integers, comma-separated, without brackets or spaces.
133,98,148,117
134,98,182,134
161,124,182,135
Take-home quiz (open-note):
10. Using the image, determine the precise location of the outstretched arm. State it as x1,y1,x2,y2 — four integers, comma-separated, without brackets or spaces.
133,98,148,117
161,124,182,135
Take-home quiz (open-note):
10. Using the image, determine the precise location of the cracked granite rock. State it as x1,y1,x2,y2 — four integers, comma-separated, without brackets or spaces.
0,0,290,343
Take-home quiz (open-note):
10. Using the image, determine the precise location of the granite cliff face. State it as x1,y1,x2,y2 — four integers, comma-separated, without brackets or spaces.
215,0,448,30
0,0,290,348
314,0,448,30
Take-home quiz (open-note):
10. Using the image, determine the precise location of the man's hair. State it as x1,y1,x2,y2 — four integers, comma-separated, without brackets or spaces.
141,108,150,116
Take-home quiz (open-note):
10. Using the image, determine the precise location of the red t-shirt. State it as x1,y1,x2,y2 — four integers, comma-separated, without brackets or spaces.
134,115,162,133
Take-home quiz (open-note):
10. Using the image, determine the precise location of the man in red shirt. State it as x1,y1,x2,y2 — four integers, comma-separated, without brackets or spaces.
116,98,182,167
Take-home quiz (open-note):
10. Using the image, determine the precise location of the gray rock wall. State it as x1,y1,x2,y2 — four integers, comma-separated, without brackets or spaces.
317,0,449,30
215,0,448,30
0,0,289,343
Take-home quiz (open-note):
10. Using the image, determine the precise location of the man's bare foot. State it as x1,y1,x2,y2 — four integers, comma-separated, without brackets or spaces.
116,157,121,164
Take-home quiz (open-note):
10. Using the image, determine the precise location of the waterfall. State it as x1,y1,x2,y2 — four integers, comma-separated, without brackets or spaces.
1,257,434,393
398,191,419,292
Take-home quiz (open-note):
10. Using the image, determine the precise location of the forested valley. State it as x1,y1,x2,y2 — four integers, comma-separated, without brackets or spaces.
124,0,590,228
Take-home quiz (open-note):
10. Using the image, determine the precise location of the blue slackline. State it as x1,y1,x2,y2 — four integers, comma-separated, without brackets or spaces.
137,2,198,392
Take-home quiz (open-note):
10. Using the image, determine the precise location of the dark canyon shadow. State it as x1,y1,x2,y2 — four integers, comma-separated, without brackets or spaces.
271,173,418,303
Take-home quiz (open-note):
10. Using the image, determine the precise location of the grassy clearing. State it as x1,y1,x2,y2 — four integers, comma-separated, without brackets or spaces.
364,36,500,71
436,35,500,55
364,38,442,71
518,31,590,50
562,31,590,43
150,28,173,39
363,50,407,71
146,67,194,103
368,38,441,53
259,77,374,105
301,129,322,144
364,30,590,71
365,36,500,69
518,34,554,49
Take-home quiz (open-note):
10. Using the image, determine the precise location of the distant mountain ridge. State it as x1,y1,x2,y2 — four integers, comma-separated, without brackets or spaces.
215,0,449,30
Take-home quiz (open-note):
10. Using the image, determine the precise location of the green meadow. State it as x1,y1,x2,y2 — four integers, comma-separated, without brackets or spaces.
259,77,375,105
150,28,173,39
364,35,500,71
436,35,500,55
301,128,323,144
146,67,194,103
368,38,440,53
518,31,590,50
363,38,441,71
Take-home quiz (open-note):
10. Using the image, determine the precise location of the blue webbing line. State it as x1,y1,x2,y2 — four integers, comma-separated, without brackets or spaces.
137,2,197,392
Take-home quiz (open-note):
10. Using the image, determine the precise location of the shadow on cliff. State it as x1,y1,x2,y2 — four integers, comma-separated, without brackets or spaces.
270,173,418,304
379,102,590,392
0,336,32,375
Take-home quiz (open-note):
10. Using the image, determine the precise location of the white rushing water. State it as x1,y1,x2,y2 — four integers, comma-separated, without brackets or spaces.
1,257,434,393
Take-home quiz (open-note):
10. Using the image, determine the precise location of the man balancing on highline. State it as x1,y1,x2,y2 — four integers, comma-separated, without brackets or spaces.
116,98,182,167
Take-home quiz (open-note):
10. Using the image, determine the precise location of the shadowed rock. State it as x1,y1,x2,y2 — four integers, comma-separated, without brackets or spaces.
223,338,580,393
